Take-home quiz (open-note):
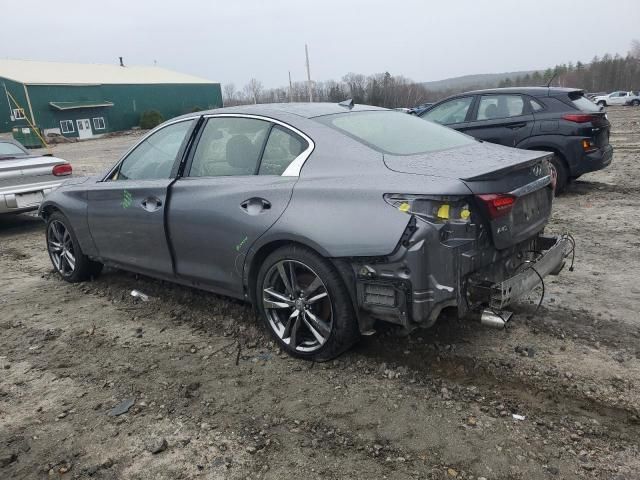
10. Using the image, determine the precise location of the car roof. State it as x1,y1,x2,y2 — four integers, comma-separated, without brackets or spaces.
188,102,387,120
453,86,582,98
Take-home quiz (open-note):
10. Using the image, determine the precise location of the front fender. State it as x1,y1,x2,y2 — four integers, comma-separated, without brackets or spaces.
38,177,98,257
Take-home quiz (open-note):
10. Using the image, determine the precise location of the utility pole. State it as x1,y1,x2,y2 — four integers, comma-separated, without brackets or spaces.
305,44,313,102
288,71,293,103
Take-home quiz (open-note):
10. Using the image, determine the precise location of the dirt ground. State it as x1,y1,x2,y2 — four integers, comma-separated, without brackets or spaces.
1,108,640,480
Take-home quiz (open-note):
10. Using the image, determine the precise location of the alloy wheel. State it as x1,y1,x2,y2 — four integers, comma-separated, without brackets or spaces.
262,260,333,353
47,220,76,276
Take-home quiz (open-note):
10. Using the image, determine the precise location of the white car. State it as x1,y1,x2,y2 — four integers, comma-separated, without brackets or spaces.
0,139,72,214
593,91,640,107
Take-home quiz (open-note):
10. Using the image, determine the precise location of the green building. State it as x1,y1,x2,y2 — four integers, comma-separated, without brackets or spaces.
0,59,222,141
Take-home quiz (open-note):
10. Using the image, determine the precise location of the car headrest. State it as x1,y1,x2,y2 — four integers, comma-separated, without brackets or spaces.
226,135,255,170
485,104,498,119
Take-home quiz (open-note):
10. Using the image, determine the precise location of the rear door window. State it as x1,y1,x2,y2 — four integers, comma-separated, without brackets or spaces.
258,126,308,176
420,97,473,125
0,141,28,157
189,117,271,177
476,95,525,120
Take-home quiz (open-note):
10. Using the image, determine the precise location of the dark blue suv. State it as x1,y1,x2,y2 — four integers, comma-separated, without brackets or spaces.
420,87,613,192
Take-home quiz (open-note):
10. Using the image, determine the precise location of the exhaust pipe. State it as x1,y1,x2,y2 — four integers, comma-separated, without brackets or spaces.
480,309,513,329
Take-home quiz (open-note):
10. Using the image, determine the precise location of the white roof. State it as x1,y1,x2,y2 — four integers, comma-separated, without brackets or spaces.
0,59,216,85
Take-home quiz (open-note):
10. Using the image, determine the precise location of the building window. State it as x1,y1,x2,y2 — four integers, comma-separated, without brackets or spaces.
13,108,26,120
60,120,75,134
93,117,106,130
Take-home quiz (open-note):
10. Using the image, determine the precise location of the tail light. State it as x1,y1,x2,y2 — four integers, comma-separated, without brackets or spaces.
384,194,471,224
476,194,516,220
562,113,597,123
52,163,72,176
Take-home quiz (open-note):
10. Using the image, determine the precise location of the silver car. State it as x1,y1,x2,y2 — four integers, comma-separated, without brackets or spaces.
1,139,72,214
39,103,570,361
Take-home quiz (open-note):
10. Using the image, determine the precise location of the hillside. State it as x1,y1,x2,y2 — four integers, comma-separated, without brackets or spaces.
421,70,537,91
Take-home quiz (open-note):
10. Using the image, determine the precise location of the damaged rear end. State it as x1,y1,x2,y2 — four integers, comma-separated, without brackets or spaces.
352,142,571,330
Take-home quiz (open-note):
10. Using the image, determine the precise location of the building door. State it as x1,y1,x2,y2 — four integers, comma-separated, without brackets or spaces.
76,119,92,139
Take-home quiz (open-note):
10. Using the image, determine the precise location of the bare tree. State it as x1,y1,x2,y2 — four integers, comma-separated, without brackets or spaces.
244,78,263,104
631,39,640,59
222,83,236,106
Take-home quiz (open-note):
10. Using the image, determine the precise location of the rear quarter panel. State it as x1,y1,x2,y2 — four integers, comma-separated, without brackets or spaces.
251,119,471,258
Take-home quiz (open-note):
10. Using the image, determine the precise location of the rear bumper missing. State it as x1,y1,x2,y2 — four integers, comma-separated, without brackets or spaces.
349,219,571,331
487,234,570,310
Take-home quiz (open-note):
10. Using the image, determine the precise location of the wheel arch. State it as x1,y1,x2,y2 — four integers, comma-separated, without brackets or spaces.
39,202,62,220
244,237,365,332
245,236,331,306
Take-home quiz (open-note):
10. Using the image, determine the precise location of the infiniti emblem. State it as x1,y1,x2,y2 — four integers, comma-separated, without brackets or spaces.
531,164,543,176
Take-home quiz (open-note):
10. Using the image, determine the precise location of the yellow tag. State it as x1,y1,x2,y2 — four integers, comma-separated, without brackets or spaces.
460,209,471,220
398,202,410,213
437,204,450,219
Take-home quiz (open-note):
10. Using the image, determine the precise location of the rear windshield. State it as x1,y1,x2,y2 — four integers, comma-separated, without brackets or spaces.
569,92,601,112
0,141,27,157
315,110,475,155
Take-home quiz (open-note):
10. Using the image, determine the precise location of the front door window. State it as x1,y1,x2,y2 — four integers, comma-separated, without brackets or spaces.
111,119,195,181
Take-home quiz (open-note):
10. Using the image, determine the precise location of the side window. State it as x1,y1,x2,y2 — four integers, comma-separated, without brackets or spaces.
189,117,271,177
258,126,308,175
421,97,473,125
530,98,545,112
476,95,525,120
112,119,194,181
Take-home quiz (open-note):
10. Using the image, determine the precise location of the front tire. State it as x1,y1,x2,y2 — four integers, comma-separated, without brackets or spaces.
256,244,360,361
632,100,640,107
46,211,103,283
597,100,606,107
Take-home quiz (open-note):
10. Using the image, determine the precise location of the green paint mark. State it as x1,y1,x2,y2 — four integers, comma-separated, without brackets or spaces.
235,236,248,252
122,190,132,209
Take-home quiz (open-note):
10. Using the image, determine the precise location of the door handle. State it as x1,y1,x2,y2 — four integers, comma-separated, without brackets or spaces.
141,196,162,212
506,122,527,130
240,198,271,215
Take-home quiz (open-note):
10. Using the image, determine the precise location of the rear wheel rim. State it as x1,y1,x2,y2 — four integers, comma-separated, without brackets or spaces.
47,220,76,276
262,260,333,353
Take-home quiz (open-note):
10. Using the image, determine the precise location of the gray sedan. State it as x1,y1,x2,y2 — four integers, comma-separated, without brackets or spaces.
40,103,570,360
1,139,72,214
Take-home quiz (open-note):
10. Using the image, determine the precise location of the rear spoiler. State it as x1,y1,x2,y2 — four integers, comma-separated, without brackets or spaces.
461,152,552,182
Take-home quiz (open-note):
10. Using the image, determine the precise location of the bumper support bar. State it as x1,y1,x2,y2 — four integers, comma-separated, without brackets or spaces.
490,234,570,310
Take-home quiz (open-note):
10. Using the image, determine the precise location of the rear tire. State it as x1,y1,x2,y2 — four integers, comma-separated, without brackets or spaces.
549,154,569,194
256,244,360,361
632,100,640,107
46,211,103,283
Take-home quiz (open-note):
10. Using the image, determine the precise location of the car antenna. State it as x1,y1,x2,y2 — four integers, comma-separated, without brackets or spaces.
545,73,557,88
338,98,354,109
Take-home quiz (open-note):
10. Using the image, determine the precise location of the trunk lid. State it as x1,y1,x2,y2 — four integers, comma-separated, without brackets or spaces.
384,142,554,249
0,155,68,189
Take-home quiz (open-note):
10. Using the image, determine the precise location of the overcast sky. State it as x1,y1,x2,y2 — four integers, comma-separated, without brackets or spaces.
4,0,639,88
